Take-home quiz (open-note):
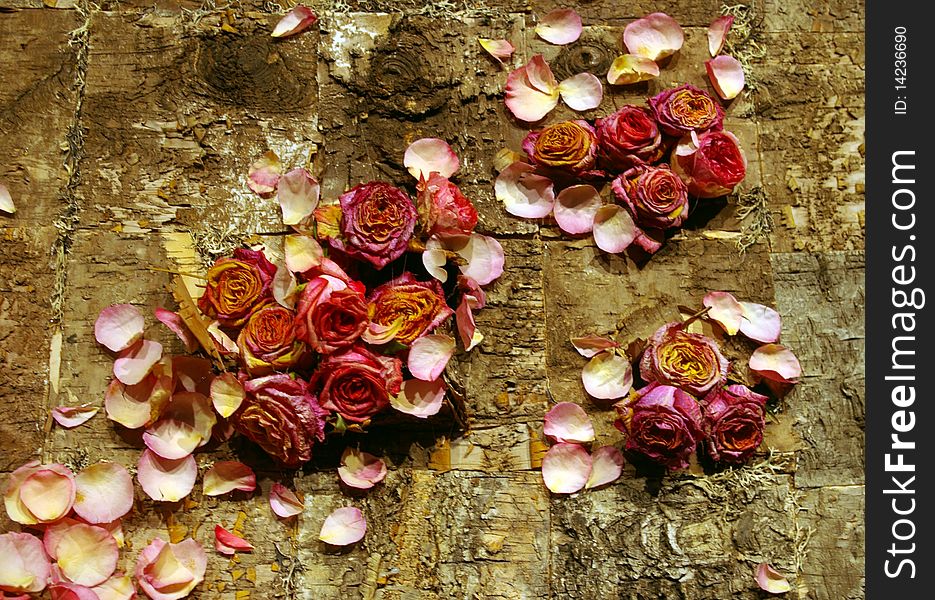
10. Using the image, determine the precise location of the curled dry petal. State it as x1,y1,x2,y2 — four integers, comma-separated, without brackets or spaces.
214,526,254,555
113,340,163,386
496,161,555,219
455,295,483,351
543,402,595,444
50,582,100,600
134,538,206,600
319,507,367,546
271,4,318,38
391,378,446,418
585,446,624,489
422,237,449,283
479,38,515,63
535,8,582,45
706,55,745,100
206,322,238,356
703,291,744,335
246,151,281,195
52,404,99,428
137,450,197,503
749,344,802,383
554,185,602,235
408,334,456,382
570,335,619,358
95,304,144,353
541,443,592,494
607,54,659,85
73,462,134,524
505,55,559,122
582,351,633,400
755,562,792,594
203,461,256,496
592,204,638,254
272,264,299,309
104,376,170,430
404,138,460,180
707,15,734,56
558,72,603,111
154,308,198,353
338,448,388,490
623,12,684,61
437,233,504,286
0,531,51,594
269,483,304,518
0,183,14,214
278,168,320,225
48,523,118,587
285,234,324,274
209,372,245,418
739,301,782,343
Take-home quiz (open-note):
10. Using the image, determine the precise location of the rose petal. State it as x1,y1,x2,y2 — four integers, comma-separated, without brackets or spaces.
591,204,638,254
495,162,555,219
706,55,745,100
0,183,15,214
408,334,456,382
4,461,41,525
214,526,253,556
553,185,602,235
607,54,660,85
525,54,559,93
455,296,483,351
137,450,196,503
422,238,449,283
755,563,792,594
391,378,446,418
272,264,299,309
246,151,281,196
91,574,136,600
113,340,163,386
404,138,460,180
50,582,100,600
143,419,200,460
19,466,76,523
271,4,318,38
558,72,603,111
438,233,505,286
582,351,633,399
585,446,624,489
135,538,206,600
703,291,744,335
707,15,734,56
505,56,560,122
210,372,245,418
203,461,256,496
569,335,619,358
95,304,144,353
338,448,388,490
154,308,198,353
52,404,99,429
749,344,802,383
738,302,782,343
278,168,320,225
360,319,403,345
50,523,118,587
73,462,134,524
206,322,238,356
319,507,367,546
541,443,592,494
269,483,304,518
535,8,582,45
284,234,323,273
623,12,684,61
478,38,515,63
543,402,595,444
0,532,50,593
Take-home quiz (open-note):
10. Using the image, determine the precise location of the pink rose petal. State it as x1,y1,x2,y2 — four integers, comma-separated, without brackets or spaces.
210,372,245,419
214,526,253,556
437,233,505,286
570,335,619,358
95,304,144,353
269,483,304,518
592,204,638,254
455,295,483,351
113,339,163,386
535,8,582,45
558,72,603,111
246,151,281,196
73,462,134,524
607,54,660,85
541,443,592,494
271,4,318,38
739,302,782,343
19,465,76,523
391,378,446,418
278,168,320,225
706,55,745,100
284,234,324,273
338,448,388,490
206,322,238,356
135,538,206,600
319,507,367,546
554,185,602,235
505,55,560,122
755,562,792,594
273,263,299,309
624,12,684,61
526,54,559,93
581,351,633,399
203,461,256,496
585,446,624,489
49,582,100,600
703,291,744,335
708,15,734,56
404,138,460,180
137,450,197,503
143,419,200,460
543,402,595,444
104,375,169,430
360,319,404,345
422,238,449,283
91,574,136,600
0,531,50,594
478,38,515,63
4,461,41,525
408,334,456,382
749,344,802,383
0,183,15,214
496,162,555,219
52,404,99,429
154,308,198,353
49,523,118,587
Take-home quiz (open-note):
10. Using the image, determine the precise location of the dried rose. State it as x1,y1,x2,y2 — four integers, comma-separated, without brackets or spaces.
198,248,276,328
611,164,688,253
701,384,768,464
640,323,728,396
368,272,454,345
309,344,403,424
614,384,704,470
595,105,666,171
295,274,369,354
328,182,417,269
521,120,598,176
416,173,479,236
233,373,326,468
236,305,306,375
648,84,724,137
672,130,747,198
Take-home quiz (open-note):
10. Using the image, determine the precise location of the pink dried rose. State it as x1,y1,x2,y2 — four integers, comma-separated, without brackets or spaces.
521,120,599,177
233,373,327,468
672,129,747,198
198,248,276,328
416,173,479,236
309,344,403,424
236,305,306,375
614,384,704,470
294,271,369,355
640,323,728,396
595,105,665,171
611,164,689,253
701,384,768,464
328,182,417,269
367,272,454,345
648,84,724,137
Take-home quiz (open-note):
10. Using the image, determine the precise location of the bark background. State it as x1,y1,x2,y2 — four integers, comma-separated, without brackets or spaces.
0,0,864,598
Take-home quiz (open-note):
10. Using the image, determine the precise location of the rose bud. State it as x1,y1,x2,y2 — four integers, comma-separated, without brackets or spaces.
198,248,276,327
611,164,689,253
309,344,403,424
671,130,747,198
295,274,369,354
368,272,454,345
640,323,728,396
521,120,599,176
614,384,704,470
648,84,724,137
595,105,666,171
416,173,479,236
701,384,768,464
236,305,306,375
328,182,417,269
233,373,327,468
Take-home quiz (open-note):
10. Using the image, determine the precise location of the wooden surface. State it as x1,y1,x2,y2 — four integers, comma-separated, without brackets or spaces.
0,1,864,598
